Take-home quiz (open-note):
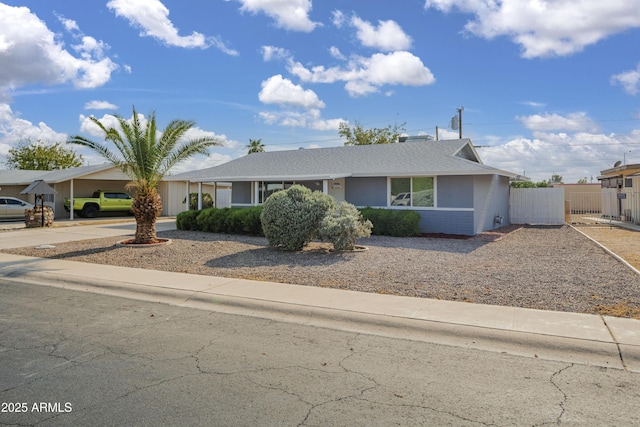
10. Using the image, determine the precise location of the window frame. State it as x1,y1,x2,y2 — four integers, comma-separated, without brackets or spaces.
388,176,436,209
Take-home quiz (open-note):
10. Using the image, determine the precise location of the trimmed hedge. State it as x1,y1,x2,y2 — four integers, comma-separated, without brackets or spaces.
176,207,264,235
358,208,421,237
176,209,201,231
177,206,420,238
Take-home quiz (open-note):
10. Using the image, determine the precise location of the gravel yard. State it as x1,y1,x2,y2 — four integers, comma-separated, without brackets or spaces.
3,224,640,318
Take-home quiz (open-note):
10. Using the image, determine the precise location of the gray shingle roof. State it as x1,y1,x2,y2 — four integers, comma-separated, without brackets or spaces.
170,139,520,182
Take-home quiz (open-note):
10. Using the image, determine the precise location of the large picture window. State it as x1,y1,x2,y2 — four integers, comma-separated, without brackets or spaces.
390,177,434,207
259,181,291,204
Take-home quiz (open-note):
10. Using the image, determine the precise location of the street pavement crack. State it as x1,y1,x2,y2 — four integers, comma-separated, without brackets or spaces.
547,363,574,425
600,314,628,371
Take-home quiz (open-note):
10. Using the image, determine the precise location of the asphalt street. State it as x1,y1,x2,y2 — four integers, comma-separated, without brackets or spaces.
1,280,639,426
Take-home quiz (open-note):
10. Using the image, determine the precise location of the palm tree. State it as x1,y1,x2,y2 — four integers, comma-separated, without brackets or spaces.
246,138,265,154
68,106,222,244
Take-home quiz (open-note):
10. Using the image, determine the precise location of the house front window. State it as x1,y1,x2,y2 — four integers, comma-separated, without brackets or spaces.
259,181,291,204
390,177,434,207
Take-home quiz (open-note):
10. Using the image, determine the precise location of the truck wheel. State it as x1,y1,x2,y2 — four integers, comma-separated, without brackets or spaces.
82,205,99,218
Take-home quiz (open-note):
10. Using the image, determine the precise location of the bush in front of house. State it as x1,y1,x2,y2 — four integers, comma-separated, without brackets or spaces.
320,202,372,250
196,207,227,232
181,207,264,235
176,209,201,230
359,207,421,237
261,185,335,251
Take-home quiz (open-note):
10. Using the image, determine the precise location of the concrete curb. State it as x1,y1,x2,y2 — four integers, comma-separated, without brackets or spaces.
2,253,639,373
570,224,640,276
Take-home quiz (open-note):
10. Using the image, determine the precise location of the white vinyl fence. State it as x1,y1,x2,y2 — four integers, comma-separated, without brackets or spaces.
510,187,565,225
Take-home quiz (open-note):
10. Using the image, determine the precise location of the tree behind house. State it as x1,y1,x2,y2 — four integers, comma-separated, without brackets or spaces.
339,120,406,145
5,139,84,170
247,139,265,154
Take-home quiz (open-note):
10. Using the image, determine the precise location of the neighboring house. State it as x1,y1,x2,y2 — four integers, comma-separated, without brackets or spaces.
0,164,230,220
170,138,523,235
598,162,640,223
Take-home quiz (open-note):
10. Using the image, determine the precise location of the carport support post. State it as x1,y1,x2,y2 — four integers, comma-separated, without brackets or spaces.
185,181,190,211
197,182,203,210
69,179,74,221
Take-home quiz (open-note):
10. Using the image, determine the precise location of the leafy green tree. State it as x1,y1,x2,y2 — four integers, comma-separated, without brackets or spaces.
338,120,406,145
68,106,222,244
577,177,587,184
5,139,84,170
246,138,265,154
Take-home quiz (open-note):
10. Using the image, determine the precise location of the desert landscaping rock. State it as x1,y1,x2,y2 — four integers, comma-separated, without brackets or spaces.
3,225,639,318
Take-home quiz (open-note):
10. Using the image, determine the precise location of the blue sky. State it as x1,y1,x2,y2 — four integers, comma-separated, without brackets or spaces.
1,0,639,183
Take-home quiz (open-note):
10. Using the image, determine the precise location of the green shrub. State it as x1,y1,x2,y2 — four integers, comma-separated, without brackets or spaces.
240,206,264,236
194,207,264,235
359,208,420,237
176,210,201,231
183,192,214,210
196,207,226,232
261,185,335,251
320,202,372,250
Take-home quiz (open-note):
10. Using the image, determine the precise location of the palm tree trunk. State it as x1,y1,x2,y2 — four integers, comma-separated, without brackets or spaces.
131,190,163,244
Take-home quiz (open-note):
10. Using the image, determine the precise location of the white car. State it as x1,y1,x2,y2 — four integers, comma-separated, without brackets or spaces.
0,196,34,220
391,192,411,206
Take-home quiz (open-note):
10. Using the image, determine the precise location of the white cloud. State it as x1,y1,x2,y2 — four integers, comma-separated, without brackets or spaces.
288,51,435,97
261,45,291,61
611,64,640,95
55,14,79,32
169,152,232,174
258,75,325,109
107,0,238,54
258,108,343,130
84,101,119,110
350,16,413,51
476,112,637,183
79,113,126,137
522,101,546,108
0,103,68,163
517,112,599,133
425,0,640,58
481,132,626,183
331,10,346,28
235,0,318,32
0,4,118,91
328,46,345,60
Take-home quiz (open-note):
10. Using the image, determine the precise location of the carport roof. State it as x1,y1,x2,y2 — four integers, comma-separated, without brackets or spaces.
0,164,117,185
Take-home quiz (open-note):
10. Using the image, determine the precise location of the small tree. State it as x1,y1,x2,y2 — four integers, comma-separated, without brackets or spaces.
510,181,549,188
183,192,214,210
339,120,406,145
260,185,335,251
246,139,265,154
5,139,84,170
320,202,372,250
68,106,222,244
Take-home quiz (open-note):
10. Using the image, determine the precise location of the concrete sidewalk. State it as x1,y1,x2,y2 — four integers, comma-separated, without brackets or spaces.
1,219,639,373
